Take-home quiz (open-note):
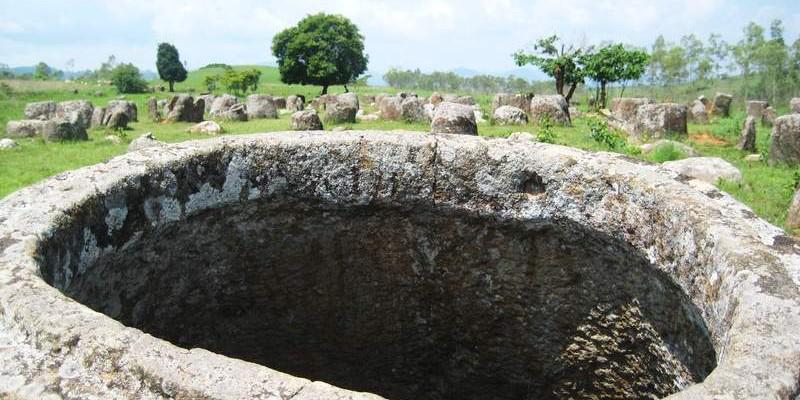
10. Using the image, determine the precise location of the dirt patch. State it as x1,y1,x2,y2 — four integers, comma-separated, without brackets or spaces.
689,133,729,146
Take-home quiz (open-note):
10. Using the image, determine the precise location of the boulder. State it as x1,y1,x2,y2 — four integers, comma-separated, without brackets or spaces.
222,103,248,121
429,92,444,106
430,102,477,135
165,95,204,123
0,138,18,149
744,154,763,162
640,140,699,158
530,95,571,126
712,93,733,117
187,121,223,135
5,120,49,138
507,132,536,142
746,100,768,120
106,111,129,130
632,103,687,139
24,101,57,120
106,100,137,122
423,103,436,121
763,107,777,127
786,189,800,228
400,97,429,123
792,98,800,114
453,96,476,106
493,106,528,125
324,93,358,123
689,100,708,124
492,93,530,113
42,120,87,141
768,114,800,165
197,94,216,113
698,95,710,108
210,94,238,117
474,109,486,124
91,107,106,129
273,97,286,109
246,94,278,119
56,100,94,131
568,106,582,119
127,132,163,152
737,116,757,152
662,157,742,184
291,109,323,131
147,97,161,122
286,95,304,112
610,98,654,122
379,96,403,120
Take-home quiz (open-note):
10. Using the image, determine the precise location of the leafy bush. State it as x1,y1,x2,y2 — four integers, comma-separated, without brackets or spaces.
537,115,557,143
650,142,686,163
587,117,626,150
111,63,148,94
212,68,261,95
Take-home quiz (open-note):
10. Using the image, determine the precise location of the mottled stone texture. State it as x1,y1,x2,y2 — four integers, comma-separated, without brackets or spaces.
1,132,800,400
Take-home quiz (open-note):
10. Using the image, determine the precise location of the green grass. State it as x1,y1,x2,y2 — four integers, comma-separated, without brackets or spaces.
2,70,799,232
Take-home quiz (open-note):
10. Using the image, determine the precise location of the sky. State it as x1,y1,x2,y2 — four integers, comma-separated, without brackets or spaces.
1,0,799,77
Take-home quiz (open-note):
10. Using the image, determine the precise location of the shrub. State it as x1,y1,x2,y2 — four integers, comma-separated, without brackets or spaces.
537,115,557,143
111,63,148,94
217,68,261,95
650,142,686,163
587,117,627,150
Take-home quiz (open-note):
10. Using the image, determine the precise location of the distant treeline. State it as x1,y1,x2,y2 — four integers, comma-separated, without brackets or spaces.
382,68,541,94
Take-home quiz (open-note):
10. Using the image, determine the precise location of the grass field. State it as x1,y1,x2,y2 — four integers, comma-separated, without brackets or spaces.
1,69,797,231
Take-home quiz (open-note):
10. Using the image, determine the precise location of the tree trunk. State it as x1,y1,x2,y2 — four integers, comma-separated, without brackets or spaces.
321,85,329,95
565,82,578,104
168,81,174,92
555,74,564,96
600,81,608,109
344,85,349,93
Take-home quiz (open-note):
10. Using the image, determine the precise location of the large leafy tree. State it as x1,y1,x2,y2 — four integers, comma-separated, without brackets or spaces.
156,42,187,92
513,35,585,103
111,63,148,94
272,13,368,95
581,44,649,109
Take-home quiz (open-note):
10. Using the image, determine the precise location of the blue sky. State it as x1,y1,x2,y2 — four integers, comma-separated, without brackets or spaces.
1,0,799,76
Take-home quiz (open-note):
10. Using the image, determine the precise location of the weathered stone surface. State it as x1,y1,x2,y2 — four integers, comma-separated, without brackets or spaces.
698,95,710,108
210,94,238,118
400,97,429,123
429,92,444,106
493,105,528,125
712,93,733,117
786,188,800,228
792,98,800,114
492,93,530,113
324,93,358,123
610,97,654,122
763,106,777,127
246,94,278,119
5,120,48,138
291,109,323,130
147,97,161,122
56,100,94,131
744,153,763,162
0,138,18,149
640,139,699,157
198,94,216,113
379,96,403,121
768,114,800,165
273,97,286,109
689,99,708,124
222,103,248,121
662,156,742,184
41,119,87,141
568,106,582,119
106,111,129,130
23,101,56,120
166,95,204,123
127,132,162,152
453,95,475,106
633,103,688,139
0,131,799,400
90,107,106,129
105,100,137,122
507,131,536,142
530,95,571,126
738,116,757,152
286,95,304,112
431,102,477,135
746,100,768,120
187,120,223,135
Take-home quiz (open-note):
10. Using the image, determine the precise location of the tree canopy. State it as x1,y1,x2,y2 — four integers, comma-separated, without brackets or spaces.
513,35,585,103
156,42,187,92
271,13,368,94
111,63,148,94
581,44,649,108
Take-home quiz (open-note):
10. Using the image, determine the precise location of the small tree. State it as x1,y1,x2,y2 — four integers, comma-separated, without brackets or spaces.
34,62,52,80
581,44,649,109
217,68,261,95
513,35,585,103
111,63,148,94
272,13,368,95
156,42,188,92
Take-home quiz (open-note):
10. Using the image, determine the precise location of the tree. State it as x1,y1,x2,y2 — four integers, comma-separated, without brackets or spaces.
156,43,188,92
733,22,766,99
581,44,649,109
216,68,261,95
111,63,148,94
272,13,368,95
513,35,585,103
34,62,52,80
